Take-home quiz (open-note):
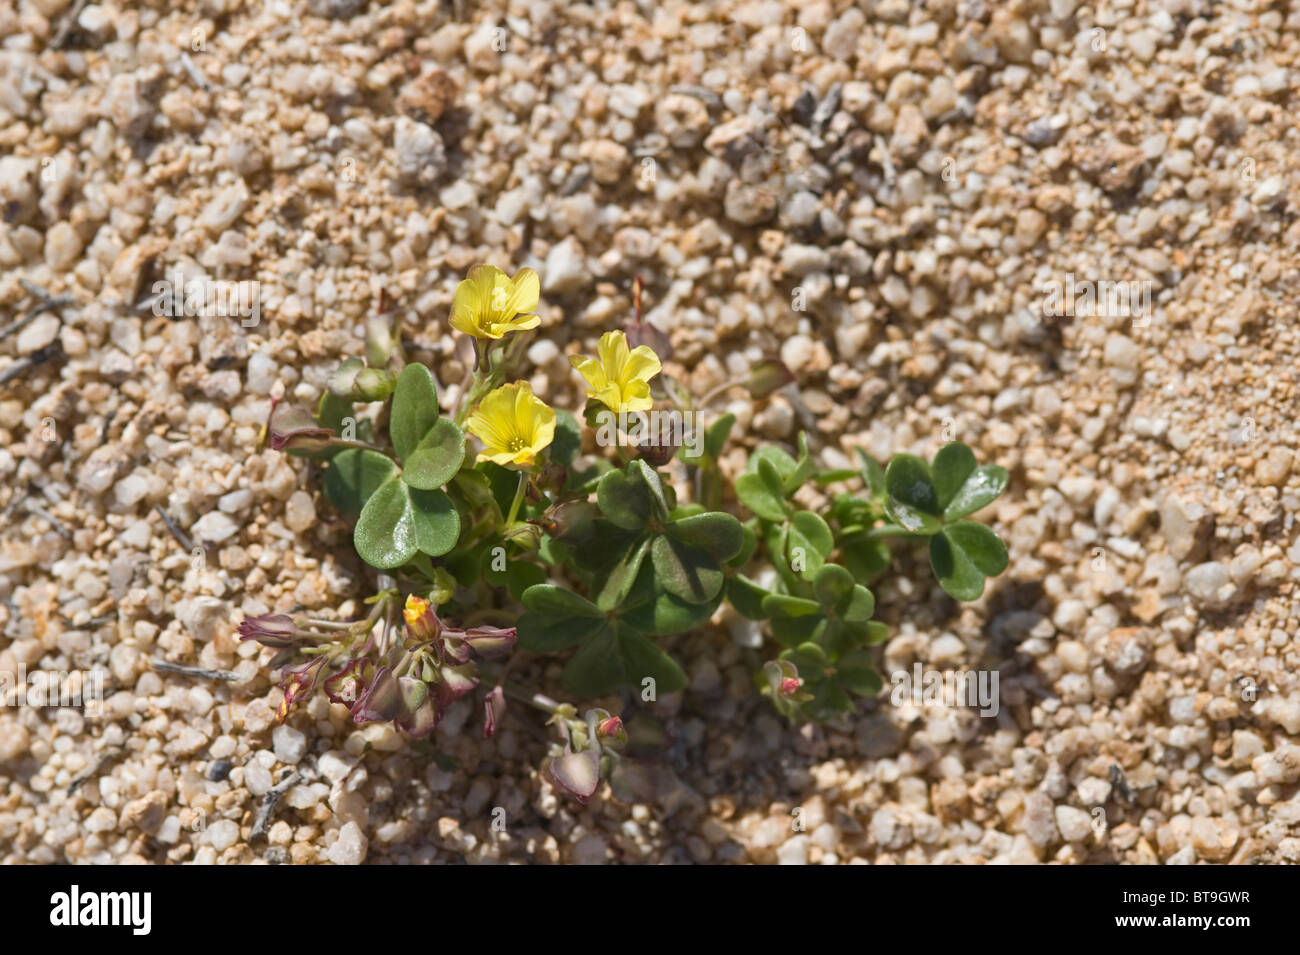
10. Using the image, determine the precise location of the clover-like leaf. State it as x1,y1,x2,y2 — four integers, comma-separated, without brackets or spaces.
726,574,771,619
389,363,441,462
408,486,460,557
597,537,651,611
550,408,582,467
835,649,883,697
522,584,604,618
617,629,687,694
664,512,744,562
402,419,465,490
929,521,1009,601
620,590,719,636
353,477,417,569
787,510,833,578
782,432,815,494
323,448,399,514
562,628,626,697
884,454,942,535
630,459,671,521
735,469,787,522
812,563,855,608
597,467,651,531
651,534,724,604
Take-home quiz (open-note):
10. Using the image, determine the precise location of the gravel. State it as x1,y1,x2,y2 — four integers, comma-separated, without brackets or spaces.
1,0,1298,868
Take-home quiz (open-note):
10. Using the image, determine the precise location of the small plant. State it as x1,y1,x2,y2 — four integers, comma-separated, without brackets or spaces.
243,265,1010,801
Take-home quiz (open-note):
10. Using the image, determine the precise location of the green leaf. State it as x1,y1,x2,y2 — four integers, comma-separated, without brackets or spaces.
651,534,724,604
323,448,398,514
749,446,797,484
857,448,886,498
597,537,651,611
783,642,829,676
771,613,823,647
664,512,744,562
761,593,821,618
836,649,882,696
944,465,1009,521
620,591,719,636
929,521,1009,600
782,431,815,494
550,409,582,467
618,630,687,694
842,537,892,583
885,453,941,532
786,510,833,580
630,459,671,521
389,363,441,462
485,558,547,601
518,614,607,652
735,468,788,521
813,563,855,608
729,522,758,568
521,584,604,618
931,442,977,512
814,468,860,484
839,584,876,623
563,629,625,697
402,419,465,490
353,477,418,569
597,468,650,531
726,575,770,619
864,620,889,645
408,487,460,557
703,413,735,459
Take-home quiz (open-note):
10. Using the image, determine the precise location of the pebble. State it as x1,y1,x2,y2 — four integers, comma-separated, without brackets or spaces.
272,724,307,764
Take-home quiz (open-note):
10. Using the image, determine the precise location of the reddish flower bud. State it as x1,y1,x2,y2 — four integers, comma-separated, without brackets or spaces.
267,398,334,452
483,686,506,739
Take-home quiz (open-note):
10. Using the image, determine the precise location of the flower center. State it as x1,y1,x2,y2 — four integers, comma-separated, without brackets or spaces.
507,436,527,452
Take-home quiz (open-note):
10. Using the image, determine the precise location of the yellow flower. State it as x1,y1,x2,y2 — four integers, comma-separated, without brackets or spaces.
569,330,662,413
466,381,556,468
450,265,541,339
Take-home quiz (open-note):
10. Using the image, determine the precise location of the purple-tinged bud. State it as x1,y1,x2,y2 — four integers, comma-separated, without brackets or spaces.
779,677,802,696
237,613,302,648
323,659,368,705
483,686,506,739
548,748,601,804
267,398,335,452
351,666,403,724
396,676,439,738
463,625,517,657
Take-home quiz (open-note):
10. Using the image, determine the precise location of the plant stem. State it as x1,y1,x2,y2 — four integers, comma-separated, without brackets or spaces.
506,470,529,524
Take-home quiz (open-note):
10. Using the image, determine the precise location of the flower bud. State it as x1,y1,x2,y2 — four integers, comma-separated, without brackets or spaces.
596,715,626,743
267,399,334,452
403,595,440,645
483,686,506,739
745,357,794,399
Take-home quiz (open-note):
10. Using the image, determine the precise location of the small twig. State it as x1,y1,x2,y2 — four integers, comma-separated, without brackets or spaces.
150,659,238,682
0,342,64,387
0,294,72,342
21,499,72,539
67,744,124,796
251,770,302,841
179,52,213,92
154,505,194,552
50,0,89,49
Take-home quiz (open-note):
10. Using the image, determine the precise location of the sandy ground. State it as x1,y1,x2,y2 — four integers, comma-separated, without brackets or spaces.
2,0,1299,864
